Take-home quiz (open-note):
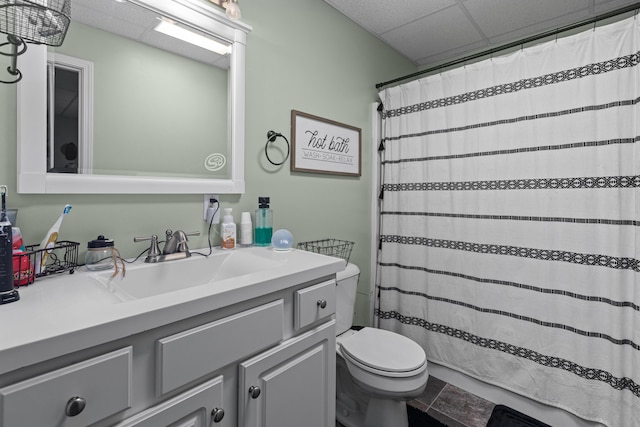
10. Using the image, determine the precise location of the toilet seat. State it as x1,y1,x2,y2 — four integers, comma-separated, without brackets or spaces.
339,327,426,378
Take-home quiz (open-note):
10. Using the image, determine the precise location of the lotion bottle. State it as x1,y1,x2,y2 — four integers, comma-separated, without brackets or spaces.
221,208,236,250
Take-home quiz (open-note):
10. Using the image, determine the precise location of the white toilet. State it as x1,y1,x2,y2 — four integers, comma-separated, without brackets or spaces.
335,263,428,427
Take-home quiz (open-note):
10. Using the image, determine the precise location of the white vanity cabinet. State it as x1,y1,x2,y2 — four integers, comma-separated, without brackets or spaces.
0,271,338,427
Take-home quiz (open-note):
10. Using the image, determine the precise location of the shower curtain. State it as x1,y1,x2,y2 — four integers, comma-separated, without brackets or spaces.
376,15,640,427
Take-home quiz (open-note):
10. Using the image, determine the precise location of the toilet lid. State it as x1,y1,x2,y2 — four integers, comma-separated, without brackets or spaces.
339,328,426,374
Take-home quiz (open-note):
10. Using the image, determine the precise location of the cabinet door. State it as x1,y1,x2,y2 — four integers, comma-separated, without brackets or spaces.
114,376,225,427
239,320,336,427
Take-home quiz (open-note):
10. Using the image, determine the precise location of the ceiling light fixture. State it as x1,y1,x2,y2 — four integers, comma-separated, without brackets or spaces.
0,0,72,84
154,18,230,55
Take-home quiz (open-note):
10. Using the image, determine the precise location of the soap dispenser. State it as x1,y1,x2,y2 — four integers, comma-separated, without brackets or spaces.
221,208,236,250
254,197,273,247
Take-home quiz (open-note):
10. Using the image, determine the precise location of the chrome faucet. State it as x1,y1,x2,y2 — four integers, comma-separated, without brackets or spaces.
134,229,200,263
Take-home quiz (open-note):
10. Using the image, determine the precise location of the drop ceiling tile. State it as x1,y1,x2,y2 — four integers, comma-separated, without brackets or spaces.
72,0,152,40
487,9,591,46
382,5,485,64
324,0,458,34
594,0,640,14
464,0,591,38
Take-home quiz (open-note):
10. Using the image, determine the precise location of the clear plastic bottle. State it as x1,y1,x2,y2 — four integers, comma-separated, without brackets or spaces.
254,197,273,247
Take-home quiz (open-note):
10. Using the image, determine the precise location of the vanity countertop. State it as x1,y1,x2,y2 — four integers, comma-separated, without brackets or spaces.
0,247,344,376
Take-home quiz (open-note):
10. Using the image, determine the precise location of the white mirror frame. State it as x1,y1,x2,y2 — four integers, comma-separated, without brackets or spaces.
17,0,251,194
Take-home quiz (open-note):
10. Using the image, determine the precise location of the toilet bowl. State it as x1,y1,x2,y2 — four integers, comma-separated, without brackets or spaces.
335,263,428,427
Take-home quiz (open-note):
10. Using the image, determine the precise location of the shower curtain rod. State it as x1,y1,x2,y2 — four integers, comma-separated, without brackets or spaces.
375,1,640,89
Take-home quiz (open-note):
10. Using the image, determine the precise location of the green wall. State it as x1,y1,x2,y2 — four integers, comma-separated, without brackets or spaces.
0,0,415,326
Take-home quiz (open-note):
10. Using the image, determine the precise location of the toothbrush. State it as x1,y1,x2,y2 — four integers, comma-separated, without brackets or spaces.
36,204,72,273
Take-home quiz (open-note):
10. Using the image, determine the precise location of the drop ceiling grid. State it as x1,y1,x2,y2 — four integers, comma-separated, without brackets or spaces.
381,5,487,65
464,0,594,40
324,0,640,68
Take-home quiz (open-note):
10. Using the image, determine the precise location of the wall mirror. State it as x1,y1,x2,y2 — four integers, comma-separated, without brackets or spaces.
17,0,251,194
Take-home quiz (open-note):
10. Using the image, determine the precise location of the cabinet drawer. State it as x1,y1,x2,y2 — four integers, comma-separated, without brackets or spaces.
113,376,224,427
0,347,132,427
157,299,284,395
295,280,336,330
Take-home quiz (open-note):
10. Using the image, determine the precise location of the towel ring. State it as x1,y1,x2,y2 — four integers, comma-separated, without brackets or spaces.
264,131,290,166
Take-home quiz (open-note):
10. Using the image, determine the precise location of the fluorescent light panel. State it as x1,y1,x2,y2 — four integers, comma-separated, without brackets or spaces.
154,19,230,56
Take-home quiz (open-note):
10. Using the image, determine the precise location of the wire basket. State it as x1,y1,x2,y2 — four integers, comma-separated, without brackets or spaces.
297,239,354,263
12,240,79,286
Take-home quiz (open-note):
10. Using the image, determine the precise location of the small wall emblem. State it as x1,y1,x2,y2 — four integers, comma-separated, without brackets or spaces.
204,153,226,171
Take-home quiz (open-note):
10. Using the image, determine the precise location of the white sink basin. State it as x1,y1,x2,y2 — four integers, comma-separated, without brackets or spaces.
92,249,286,301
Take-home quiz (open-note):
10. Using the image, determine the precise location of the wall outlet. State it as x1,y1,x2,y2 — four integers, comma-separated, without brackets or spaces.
204,194,220,224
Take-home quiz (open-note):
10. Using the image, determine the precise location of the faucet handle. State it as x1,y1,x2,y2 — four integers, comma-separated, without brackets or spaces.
174,231,200,252
133,234,161,257
179,232,200,252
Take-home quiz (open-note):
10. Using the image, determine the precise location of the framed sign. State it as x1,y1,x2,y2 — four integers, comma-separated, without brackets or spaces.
290,110,361,176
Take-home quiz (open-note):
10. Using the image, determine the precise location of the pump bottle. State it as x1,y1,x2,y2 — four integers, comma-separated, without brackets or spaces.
221,208,236,250
254,197,273,247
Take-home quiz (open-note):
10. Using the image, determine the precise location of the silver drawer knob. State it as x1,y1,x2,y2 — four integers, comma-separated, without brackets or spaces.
211,407,225,423
65,396,86,417
317,299,327,309
248,385,261,399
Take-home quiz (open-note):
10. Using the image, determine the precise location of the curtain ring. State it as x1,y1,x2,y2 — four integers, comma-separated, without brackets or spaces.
264,131,290,166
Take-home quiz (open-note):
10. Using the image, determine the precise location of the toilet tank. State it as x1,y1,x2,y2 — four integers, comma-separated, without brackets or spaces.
335,263,360,335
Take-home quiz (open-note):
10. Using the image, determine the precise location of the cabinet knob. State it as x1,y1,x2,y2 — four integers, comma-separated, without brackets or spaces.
65,396,86,417
211,407,225,423
248,385,261,399
317,299,327,309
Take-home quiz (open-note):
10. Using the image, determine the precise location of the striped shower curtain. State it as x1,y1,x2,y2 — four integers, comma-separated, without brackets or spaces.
376,15,640,427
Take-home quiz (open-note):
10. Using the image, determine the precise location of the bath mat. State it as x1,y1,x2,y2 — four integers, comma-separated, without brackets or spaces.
486,405,551,427
407,404,449,427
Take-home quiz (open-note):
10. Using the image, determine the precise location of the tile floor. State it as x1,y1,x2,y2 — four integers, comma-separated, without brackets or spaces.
336,375,495,427
408,376,495,427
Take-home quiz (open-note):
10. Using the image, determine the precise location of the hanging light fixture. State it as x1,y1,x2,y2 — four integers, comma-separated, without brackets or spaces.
0,0,71,84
